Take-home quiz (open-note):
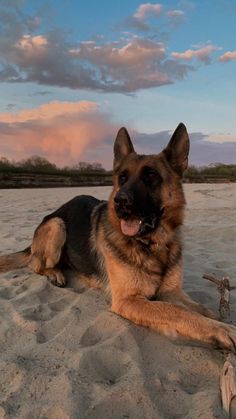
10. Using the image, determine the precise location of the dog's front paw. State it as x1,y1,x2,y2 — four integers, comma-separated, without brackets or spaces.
47,270,67,288
211,322,236,352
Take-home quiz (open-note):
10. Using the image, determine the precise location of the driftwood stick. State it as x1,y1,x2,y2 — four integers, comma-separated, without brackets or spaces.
203,274,236,291
219,277,231,321
203,273,221,287
202,274,233,321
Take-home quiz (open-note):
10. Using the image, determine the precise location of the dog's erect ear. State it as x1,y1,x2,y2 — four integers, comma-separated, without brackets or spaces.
113,127,135,169
163,123,189,176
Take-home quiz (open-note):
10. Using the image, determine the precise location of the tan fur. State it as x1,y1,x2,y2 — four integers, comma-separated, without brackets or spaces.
79,275,103,290
101,239,236,349
29,217,66,272
28,217,66,286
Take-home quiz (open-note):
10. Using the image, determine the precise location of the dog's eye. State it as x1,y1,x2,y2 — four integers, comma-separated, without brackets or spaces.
148,171,157,180
119,172,128,185
142,168,162,186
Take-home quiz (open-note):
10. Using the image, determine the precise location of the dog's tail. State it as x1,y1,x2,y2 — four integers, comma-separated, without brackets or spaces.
0,247,31,273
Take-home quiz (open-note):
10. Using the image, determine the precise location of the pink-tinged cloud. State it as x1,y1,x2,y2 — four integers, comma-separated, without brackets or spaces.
166,10,185,20
207,134,236,143
16,35,48,49
172,45,217,63
1,103,236,168
0,30,192,92
0,3,192,93
70,38,166,67
133,3,162,20
0,101,98,123
69,37,191,91
0,101,118,167
219,51,236,62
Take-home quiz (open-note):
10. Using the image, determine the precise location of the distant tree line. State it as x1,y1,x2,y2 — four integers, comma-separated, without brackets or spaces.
0,155,108,175
0,156,236,181
184,164,236,180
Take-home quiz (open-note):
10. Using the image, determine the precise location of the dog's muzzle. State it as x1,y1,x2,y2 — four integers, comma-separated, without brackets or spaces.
114,191,164,237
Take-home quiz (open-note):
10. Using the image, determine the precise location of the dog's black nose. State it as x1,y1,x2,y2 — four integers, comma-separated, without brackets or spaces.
114,191,133,207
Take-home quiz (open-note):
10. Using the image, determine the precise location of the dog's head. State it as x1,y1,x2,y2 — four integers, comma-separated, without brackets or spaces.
109,123,189,241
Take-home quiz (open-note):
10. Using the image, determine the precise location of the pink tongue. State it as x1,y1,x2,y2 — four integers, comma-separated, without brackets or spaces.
120,219,140,236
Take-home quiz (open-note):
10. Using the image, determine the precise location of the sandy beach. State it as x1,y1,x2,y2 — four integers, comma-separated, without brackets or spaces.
0,184,236,419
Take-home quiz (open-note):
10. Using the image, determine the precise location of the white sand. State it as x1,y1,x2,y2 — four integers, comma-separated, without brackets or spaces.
0,184,235,418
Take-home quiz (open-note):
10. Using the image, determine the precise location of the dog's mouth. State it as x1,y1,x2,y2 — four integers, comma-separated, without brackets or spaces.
119,211,163,238
114,195,164,238
120,218,142,236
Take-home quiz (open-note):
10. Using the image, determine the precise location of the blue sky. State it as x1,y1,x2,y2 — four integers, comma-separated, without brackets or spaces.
0,0,235,168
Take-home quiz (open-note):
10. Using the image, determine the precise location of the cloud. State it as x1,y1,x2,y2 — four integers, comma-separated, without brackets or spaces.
0,29,100,88
0,101,118,166
1,103,235,169
30,90,52,96
189,140,236,166
0,2,227,94
126,4,185,31
113,128,236,166
219,51,236,62
6,103,16,110
0,26,192,92
124,3,184,32
129,130,208,155
0,101,99,123
133,3,163,20
166,9,185,20
69,37,192,92
16,34,48,49
132,129,236,166
207,133,236,143
172,45,218,63
123,2,187,34
0,1,193,92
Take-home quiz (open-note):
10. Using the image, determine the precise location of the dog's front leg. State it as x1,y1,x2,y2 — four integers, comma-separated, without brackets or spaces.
112,295,236,351
159,261,218,319
160,289,219,320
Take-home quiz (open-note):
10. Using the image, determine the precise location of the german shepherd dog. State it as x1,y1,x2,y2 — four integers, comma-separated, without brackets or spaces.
1,123,236,351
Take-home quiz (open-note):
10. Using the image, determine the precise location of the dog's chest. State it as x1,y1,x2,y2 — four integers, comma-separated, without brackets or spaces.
134,271,162,299
130,249,166,298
